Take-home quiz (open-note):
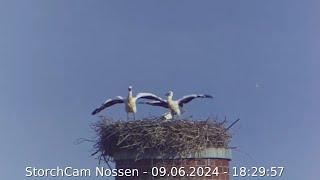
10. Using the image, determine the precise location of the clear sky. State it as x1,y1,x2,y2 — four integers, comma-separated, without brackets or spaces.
0,0,319,179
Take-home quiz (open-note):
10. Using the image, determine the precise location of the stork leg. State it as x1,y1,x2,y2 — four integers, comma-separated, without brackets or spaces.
127,113,129,121
133,113,136,120
171,112,175,120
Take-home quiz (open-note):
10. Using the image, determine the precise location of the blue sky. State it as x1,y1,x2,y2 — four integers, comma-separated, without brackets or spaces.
0,1,319,179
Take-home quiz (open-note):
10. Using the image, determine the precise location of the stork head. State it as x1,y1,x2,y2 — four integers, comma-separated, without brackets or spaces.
165,91,173,97
128,86,133,92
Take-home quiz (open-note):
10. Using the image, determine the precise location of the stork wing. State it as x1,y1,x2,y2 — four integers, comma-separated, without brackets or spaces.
135,92,163,101
178,94,213,107
140,100,169,109
91,97,124,115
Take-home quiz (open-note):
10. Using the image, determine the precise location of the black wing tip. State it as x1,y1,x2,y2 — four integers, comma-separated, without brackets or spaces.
204,94,214,98
91,109,100,115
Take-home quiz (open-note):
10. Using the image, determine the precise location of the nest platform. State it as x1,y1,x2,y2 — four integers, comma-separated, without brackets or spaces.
92,117,231,163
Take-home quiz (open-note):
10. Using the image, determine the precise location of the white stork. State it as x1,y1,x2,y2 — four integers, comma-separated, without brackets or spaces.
91,86,163,120
141,91,213,119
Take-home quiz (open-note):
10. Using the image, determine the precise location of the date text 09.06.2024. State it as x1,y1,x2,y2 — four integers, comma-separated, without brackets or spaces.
149,166,284,177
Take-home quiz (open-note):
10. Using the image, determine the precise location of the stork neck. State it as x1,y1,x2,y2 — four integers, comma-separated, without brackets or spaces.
128,91,133,99
167,95,173,101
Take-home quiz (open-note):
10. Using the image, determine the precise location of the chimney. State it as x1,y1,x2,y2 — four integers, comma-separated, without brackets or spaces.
114,147,231,180
92,118,233,180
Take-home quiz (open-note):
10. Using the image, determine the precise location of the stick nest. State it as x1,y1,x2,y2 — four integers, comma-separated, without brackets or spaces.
92,117,231,163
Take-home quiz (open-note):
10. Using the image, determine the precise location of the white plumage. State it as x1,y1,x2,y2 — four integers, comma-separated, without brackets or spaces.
142,91,213,119
92,86,163,120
